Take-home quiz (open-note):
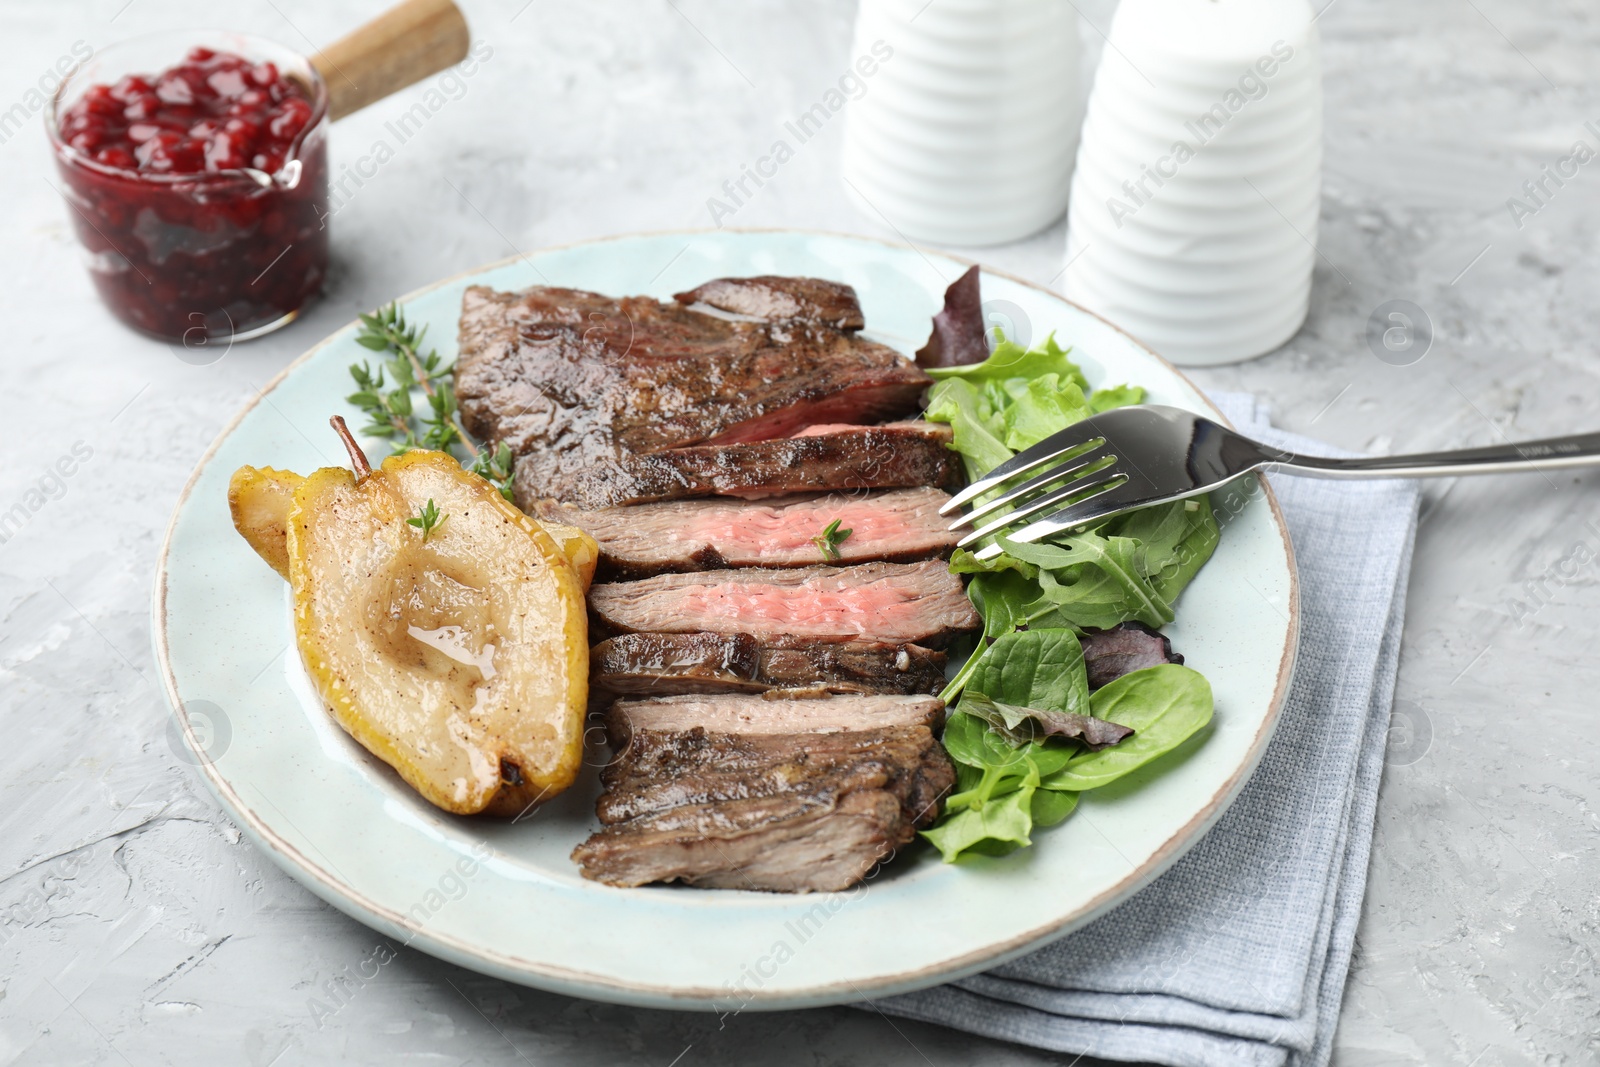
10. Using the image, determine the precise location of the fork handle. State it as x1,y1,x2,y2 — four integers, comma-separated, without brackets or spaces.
1267,431,1600,478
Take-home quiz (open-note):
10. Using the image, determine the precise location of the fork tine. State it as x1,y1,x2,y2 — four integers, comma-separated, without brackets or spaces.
955,471,1126,549
938,428,1108,515
969,486,1145,561
949,442,1113,530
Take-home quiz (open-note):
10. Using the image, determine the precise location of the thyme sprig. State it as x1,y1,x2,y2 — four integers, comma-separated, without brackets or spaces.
812,518,853,561
407,498,447,541
346,303,517,501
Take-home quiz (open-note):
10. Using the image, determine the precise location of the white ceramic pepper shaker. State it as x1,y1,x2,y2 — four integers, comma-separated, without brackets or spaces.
841,0,1082,247
1062,0,1322,365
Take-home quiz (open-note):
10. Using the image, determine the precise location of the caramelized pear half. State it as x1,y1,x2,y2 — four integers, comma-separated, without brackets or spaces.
288,449,588,815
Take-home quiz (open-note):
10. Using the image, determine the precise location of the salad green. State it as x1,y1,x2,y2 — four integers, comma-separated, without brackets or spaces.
920,333,1222,861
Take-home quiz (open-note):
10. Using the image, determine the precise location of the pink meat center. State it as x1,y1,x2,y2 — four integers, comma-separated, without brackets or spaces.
673,503,917,555
670,581,922,635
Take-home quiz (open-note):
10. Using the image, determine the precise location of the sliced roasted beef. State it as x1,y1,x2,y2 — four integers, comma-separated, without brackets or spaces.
1081,622,1183,689
590,632,947,702
674,276,865,330
517,420,958,510
572,723,954,891
572,791,901,892
595,724,942,824
456,281,931,504
602,693,945,745
532,487,958,578
596,725,955,832
587,560,981,646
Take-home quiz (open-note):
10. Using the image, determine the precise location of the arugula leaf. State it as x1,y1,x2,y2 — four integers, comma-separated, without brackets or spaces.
949,547,1037,578
1041,664,1214,791
1004,533,1175,630
1108,497,1221,604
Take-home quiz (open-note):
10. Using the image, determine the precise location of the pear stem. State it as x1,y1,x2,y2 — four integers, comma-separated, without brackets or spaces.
330,415,373,480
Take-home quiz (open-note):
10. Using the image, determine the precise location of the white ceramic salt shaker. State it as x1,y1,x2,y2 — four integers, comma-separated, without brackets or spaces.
1062,0,1322,365
841,0,1082,247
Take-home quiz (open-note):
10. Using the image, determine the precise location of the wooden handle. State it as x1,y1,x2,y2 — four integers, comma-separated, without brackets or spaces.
311,0,470,121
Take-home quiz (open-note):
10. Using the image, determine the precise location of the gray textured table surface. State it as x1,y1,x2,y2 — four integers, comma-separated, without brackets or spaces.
3,1,1596,1064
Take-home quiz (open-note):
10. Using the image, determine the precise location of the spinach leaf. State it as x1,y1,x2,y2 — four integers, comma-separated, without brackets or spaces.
1031,787,1079,827
968,628,1092,719
965,569,1040,639
938,709,1028,771
1041,664,1214,791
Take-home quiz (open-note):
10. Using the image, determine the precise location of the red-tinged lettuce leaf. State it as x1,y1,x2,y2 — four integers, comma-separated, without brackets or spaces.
960,692,1134,751
916,265,988,369
1081,622,1183,690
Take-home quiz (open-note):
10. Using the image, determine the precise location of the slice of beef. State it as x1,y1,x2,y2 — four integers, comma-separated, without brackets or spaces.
572,724,954,891
674,276,865,330
532,487,958,578
596,725,955,834
571,790,901,892
602,693,945,746
589,632,947,702
456,281,930,504
518,420,958,511
594,726,935,824
1081,622,1183,689
587,560,981,646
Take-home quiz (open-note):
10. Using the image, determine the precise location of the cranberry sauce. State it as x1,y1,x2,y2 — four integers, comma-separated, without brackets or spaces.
52,47,328,343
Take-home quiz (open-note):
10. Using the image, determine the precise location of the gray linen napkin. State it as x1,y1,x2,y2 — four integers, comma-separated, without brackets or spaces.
873,393,1421,1067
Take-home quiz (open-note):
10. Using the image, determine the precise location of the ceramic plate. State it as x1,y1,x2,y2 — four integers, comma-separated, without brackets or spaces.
154,230,1297,1011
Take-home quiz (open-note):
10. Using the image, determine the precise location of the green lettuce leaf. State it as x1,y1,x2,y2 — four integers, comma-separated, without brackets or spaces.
923,785,1037,860
923,377,1013,484
925,333,1089,390
1088,383,1146,413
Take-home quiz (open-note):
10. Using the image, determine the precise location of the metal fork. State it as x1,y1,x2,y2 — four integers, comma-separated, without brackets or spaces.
944,404,1600,560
